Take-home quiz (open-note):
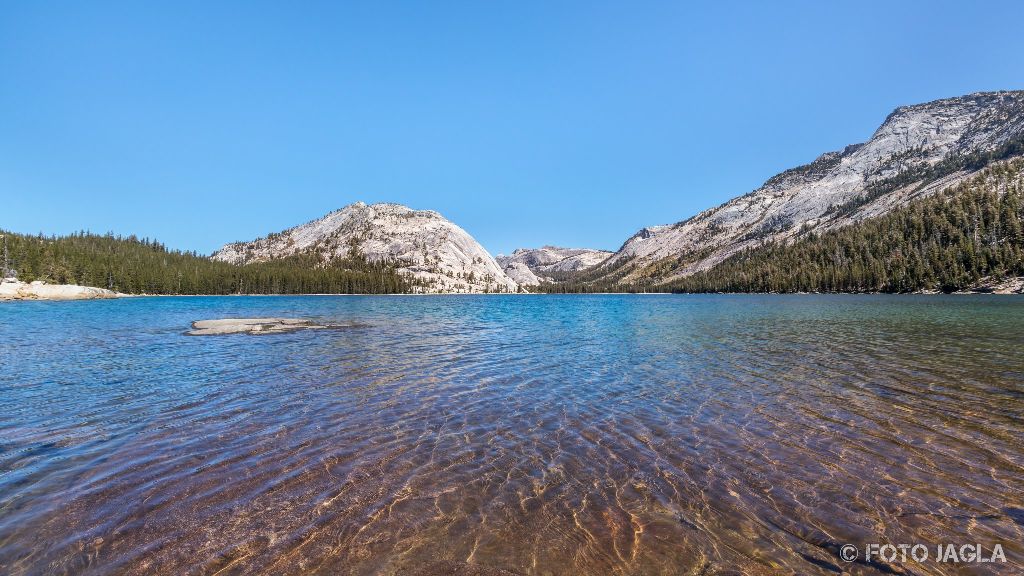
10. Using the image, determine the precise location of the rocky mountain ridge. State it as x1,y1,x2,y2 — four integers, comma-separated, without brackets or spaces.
586,90,1024,286
212,202,517,293
496,246,612,286
210,90,1024,294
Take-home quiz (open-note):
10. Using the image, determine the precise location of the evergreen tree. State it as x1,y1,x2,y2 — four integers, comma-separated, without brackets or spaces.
0,231,411,295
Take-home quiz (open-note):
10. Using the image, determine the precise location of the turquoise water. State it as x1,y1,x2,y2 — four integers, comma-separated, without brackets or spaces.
1,295,1022,575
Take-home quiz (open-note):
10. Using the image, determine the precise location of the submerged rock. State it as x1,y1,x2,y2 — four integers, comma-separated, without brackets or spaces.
187,318,357,336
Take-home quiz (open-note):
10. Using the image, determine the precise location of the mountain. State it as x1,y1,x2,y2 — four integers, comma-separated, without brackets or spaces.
1,230,409,295
578,90,1024,288
495,246,612,286
666,157,1024,294
212,202,518,293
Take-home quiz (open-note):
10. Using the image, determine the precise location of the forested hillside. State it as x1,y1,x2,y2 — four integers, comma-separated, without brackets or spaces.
0,232,410,294
6,156,1022,296
579,91,1024,288
666,159,1024,293
534,159,1024,294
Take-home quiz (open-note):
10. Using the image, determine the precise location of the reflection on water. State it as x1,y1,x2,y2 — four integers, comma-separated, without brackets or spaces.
1,295,1022,575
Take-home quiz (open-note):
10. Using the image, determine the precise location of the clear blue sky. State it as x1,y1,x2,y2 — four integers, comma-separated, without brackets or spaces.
2,1,1023,256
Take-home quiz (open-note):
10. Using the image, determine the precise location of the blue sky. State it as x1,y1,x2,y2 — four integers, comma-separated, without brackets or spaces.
2,1,1023,256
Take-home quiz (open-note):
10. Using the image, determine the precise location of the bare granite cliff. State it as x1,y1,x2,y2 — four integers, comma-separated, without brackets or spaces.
495,246,612,286
212,202,517,293
590,90,1024,286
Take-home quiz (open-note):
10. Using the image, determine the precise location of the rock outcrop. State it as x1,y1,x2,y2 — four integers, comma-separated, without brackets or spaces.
0,280,121,301
496,246,612,285
213,202,517,293
187,318,362,335
587,90,1024,286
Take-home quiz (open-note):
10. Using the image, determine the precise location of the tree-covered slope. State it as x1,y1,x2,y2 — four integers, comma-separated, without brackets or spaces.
666,159,1024,293
584,90,1024,287
0,231,410,294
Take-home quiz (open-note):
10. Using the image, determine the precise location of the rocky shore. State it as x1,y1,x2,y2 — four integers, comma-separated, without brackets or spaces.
0,280,122,301
959,276,1024,294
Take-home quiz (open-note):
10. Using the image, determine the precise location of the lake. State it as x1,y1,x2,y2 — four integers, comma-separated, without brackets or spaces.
1,295,1022,575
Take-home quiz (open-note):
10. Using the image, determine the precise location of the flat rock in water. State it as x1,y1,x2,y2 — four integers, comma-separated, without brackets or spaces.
188,318,350,336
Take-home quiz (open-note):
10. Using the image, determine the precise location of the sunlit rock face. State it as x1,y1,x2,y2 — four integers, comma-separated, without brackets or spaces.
213,202,517,293
499,261,544,286
594,90,1024,285
496,246,613,285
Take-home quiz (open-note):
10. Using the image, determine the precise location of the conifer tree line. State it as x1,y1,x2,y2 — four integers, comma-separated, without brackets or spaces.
536,157,1024,294
667,159,1024,293
0,232,409,294
5,158,1022,296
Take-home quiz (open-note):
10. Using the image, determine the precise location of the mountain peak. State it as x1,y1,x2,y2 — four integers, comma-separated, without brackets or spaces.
496,246,613,285
213,202,516,293
587,89,1024,287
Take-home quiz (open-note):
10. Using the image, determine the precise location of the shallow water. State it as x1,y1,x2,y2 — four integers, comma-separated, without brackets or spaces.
1,295,1022,575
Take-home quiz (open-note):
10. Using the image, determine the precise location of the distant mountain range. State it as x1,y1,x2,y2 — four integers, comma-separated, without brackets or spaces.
496,247,612,286
17,90,1016,295
205,90,1023,293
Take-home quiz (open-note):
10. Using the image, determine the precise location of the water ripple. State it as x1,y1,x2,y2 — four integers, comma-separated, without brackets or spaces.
0,295,1022,574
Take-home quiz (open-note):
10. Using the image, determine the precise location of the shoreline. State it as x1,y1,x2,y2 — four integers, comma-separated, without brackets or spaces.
4,276,1022,301
0,280,124,302
5,290,1022,302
